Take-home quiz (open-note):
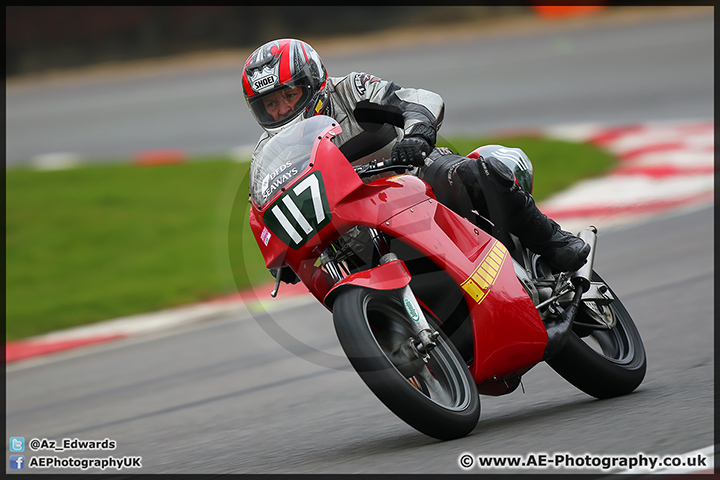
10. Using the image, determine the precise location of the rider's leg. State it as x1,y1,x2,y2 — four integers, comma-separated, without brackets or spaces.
417,148,477,220
420,149,590,272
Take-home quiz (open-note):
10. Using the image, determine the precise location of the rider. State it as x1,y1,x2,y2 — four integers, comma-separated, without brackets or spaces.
242,38,590,282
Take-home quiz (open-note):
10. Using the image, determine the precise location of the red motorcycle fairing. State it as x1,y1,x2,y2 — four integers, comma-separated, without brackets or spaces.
323,259,412,308
248,120,548,386
356,194,548,383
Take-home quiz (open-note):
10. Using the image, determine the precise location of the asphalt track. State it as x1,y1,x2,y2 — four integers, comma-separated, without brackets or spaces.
5,7,715,475
6,204,714,474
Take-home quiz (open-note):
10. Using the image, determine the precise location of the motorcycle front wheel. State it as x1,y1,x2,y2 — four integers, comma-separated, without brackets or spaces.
547,271,646,399
333,287,480,440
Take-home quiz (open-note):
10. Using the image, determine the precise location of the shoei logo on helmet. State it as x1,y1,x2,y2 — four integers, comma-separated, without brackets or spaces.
252,73,278,93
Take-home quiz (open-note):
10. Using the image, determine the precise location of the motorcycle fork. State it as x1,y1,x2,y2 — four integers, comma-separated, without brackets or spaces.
377,248,440,359
322,227,441,358
372,228,440,359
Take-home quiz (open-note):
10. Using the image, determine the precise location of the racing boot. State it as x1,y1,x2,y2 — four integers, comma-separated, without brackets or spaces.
511,194,591,272
466,154,591,272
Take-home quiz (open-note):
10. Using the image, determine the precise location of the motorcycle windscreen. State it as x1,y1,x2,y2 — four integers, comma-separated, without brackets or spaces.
249,115,337,208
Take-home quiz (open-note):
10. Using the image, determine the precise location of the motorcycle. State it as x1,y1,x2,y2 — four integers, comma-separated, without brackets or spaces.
247,115,646,440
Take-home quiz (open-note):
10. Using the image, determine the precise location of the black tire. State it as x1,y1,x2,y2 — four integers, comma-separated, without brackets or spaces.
547,271,646,399
333,287,480,440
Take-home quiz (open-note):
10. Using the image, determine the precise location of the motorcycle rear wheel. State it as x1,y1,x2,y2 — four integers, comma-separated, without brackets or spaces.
333,287,480,440
547,271,646,399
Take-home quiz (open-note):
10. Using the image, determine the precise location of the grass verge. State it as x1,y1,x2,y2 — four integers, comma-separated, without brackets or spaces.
6,137,615,341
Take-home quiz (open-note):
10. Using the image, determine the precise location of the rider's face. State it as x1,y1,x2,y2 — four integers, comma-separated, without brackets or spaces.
262,86,303,121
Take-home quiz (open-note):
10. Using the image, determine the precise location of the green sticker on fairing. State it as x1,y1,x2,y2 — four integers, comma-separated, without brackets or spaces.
262,171,332,250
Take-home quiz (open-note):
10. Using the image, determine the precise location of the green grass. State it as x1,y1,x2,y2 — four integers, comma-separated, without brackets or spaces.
6,158,265,341
5,137,615,341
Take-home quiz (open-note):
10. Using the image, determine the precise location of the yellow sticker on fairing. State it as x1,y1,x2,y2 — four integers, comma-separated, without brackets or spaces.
460,240,508,304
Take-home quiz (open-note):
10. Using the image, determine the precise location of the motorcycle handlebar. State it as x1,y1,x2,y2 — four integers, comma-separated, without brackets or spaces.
353,158,413,178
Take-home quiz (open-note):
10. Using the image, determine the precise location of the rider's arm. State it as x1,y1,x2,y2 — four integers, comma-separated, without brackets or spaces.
333,72,444,142
379,80,444,145
334,72,443,166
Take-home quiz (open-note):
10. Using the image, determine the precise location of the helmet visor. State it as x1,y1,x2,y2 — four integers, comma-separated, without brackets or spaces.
247,84,313,130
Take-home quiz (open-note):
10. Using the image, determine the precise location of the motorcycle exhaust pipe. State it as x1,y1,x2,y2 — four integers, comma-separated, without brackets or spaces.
543,226,598,361
542,287,583,361
571,226,598,291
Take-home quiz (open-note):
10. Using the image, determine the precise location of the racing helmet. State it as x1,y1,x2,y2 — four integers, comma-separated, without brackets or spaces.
468,144,534,194
242,38,328,135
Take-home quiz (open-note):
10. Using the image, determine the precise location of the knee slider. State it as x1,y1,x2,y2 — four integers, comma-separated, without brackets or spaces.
480,156,518,193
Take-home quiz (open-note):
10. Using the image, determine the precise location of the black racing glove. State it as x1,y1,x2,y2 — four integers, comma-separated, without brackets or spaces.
270,266,300,285
391,137,431,167
390,123,436,167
